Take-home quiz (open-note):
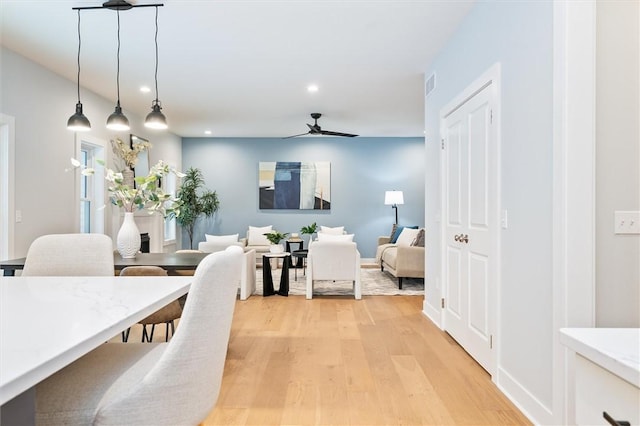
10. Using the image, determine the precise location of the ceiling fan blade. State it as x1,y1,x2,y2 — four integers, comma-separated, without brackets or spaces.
320,130,359,137
282,132,310,139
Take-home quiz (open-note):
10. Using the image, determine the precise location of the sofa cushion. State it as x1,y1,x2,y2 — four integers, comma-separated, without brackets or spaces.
247,225,272,246
396,228,420,247
205,233,238,244
317,233,354,242
411,228,425,247
320,225,345,235
390,225,418,243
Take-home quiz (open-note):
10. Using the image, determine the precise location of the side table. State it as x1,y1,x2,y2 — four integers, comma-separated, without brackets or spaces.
262,252,291,296
291,250,308,280
285,239,304,267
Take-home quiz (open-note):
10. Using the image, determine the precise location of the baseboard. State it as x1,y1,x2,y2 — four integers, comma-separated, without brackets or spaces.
496,366,554,425
422,300,442,328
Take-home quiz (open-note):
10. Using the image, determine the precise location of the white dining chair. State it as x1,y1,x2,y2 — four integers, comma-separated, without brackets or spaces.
22,233,114,276
35,246,243,425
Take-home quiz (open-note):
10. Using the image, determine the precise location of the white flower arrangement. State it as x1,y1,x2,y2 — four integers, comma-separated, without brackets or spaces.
111,137,151,170
70,158,185,215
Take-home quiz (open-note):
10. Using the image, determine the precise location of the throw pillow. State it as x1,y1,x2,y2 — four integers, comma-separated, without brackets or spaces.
396,228,420,247
248,225,272,246
390,225,418,243
389,224,398,241
411,228,425,247
320,225,345,235
205,233,239,244
317,233,354,242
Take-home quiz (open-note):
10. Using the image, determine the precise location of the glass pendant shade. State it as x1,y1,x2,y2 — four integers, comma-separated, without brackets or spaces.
67,102,91,131
106,104,130,131
145,101,167,129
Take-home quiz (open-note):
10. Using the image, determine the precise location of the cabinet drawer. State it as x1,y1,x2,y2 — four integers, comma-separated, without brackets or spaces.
575,355,640,425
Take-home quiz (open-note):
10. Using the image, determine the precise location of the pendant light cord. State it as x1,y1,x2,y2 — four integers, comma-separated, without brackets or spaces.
153,6,159,103
116,9,121,107
76,10,82,103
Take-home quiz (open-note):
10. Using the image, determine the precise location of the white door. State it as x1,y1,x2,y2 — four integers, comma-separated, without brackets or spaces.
442,81,497,374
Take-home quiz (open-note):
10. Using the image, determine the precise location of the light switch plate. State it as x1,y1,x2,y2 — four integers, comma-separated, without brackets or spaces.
614,211,640,234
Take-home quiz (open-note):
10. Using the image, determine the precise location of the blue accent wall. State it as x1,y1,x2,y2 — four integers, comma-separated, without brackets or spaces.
181,137,425,257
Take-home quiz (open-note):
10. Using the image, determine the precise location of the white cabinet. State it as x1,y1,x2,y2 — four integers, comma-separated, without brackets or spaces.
560,328,640,426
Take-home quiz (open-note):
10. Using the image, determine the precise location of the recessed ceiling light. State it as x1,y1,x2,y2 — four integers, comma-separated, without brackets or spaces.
204,130,212,135
307,84,319,93
140,86,151,93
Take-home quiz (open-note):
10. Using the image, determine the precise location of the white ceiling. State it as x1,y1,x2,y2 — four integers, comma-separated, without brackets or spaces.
1,0,474,138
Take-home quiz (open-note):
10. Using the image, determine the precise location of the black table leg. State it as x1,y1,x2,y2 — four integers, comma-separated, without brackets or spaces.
277,258,289,296
262,256,276,296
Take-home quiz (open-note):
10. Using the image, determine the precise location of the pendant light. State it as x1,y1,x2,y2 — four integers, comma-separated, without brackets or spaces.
145,6,168,130
106,9,130,131
67,10,91,132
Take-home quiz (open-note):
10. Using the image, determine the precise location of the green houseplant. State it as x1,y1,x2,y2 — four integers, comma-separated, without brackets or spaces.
171,167,220,249
264,230,289,253
300,222,317,245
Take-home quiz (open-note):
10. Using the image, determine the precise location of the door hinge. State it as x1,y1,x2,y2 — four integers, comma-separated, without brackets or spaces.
441,298,445,309
441,139,445,150
490,335,493,349
490,109,493,124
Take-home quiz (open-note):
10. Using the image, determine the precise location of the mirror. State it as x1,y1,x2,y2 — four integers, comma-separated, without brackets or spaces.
130,134,150,182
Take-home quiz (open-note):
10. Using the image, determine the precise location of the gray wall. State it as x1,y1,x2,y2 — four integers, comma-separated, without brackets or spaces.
0,46,182,257
595,1,640,327
423,1,554,422
181,137,425,258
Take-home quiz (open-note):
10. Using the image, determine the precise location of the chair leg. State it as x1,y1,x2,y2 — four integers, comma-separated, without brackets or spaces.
142,324,156,343
165,320,175,342
398,277,403,289
121,327,130,342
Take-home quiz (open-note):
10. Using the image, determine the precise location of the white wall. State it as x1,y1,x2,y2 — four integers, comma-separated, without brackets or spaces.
423,2,555,423
595,0,640,327
0,46,182,256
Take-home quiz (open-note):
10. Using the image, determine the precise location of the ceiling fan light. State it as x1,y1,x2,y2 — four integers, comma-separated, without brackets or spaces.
106,105,130,131
145,101,168,129
67,102,91,132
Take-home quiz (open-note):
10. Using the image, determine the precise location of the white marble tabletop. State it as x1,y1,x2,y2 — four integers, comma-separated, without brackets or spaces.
0,275,192,405
559,327,640,388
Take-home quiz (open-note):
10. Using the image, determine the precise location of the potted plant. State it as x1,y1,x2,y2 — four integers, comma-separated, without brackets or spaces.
264,230,289,253
300,222,317,245
170,167,220,249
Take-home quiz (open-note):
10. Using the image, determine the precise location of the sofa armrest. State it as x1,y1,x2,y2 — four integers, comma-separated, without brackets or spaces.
377,236,391,246
395,246,425,275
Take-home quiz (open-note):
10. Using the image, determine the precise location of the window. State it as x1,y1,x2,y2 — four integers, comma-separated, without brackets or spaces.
77,137,105,234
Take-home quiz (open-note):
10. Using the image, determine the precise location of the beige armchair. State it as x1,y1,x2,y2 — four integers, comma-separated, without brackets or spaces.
375,228,425,289
306,241,361,299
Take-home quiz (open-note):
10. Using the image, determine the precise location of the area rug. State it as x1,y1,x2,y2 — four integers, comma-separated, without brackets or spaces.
253,267,424,296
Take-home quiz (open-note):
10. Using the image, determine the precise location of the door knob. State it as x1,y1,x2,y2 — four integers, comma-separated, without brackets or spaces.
454,234,460,242
460,234,469,244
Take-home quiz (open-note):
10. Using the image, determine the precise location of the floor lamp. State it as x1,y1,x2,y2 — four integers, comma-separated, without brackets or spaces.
385,191,404,225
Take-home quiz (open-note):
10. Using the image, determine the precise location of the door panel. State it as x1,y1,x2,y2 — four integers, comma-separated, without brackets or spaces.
443,82,496,374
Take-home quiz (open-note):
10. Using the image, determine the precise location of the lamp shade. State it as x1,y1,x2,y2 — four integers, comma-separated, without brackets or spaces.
384,191,404,206
106,105,130,131
145,101,168,129
67,102,91,132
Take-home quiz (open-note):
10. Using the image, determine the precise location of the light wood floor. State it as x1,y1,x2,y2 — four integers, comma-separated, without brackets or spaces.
202,295,531,426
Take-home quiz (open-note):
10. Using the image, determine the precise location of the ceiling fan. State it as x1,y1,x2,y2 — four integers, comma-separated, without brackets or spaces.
283,113,358,139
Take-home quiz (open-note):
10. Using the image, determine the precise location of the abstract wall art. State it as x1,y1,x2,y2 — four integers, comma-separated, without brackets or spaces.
259,161,331,210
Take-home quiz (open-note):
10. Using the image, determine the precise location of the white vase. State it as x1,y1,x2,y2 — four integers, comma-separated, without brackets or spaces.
117,212,141,258
269,244,284,253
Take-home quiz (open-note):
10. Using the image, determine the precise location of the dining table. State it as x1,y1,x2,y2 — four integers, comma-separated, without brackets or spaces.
0,275,192,425
0,252,210,276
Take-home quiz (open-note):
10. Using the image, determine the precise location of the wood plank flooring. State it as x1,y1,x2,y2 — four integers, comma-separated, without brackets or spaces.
203,295,531,425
